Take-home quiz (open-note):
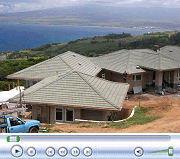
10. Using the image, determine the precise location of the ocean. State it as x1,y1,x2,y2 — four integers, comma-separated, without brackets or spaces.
0,23,168,52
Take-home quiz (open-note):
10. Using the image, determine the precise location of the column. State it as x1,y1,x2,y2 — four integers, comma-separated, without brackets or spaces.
155,71,163,90
172,70,178,88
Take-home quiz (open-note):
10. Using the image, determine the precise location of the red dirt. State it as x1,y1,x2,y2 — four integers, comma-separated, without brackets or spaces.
40,94,180,133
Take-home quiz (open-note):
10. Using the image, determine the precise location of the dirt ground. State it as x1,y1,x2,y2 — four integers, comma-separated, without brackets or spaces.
40,93,180,133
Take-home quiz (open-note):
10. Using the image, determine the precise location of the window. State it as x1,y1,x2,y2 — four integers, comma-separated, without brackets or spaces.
136,75,142,81
9,118,23,127
132,74,142,81
66,109,74,122
132,75,135,81
33,81,37,85
178,70,180,82
0,117,6,124
56,108,63,121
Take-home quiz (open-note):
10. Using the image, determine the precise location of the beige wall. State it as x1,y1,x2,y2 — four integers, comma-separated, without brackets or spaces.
32,105,116,123
155,71,163,90
80,109,110,121
74,109,81,119
142,72,153,86
97,69,124,83
177,69,180,84
127,74,143,91
32,105,51,123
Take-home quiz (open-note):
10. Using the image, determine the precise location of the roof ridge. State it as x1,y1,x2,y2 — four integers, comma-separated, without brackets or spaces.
131,48,157,53
77,72,119,109
95,50,127,58
159,53,161,70
125,50,131,72
161,54,180,64
76,71,129,85
7,54,72,78
7,55,60,77
59,51,75,70
160,45,180,50
21,70,73,97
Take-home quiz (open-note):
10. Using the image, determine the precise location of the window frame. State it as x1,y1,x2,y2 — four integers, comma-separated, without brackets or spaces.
132,74,142,81
55,108,63,122
65,108,74,122
178,70,180,82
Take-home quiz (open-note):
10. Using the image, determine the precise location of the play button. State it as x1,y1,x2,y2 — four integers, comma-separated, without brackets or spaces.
11,145,23,157
134,147,144,157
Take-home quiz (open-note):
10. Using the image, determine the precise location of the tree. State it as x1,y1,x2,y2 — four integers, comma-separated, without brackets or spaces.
118,42,122,48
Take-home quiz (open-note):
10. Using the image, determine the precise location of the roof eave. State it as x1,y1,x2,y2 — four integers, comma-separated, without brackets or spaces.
8,101,121,111
6,76,44,80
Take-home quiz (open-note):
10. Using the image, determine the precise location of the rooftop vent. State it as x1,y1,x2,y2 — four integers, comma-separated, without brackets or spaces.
78,63,81,66
136,65,140,69
169,50,173,52
73,54,76,57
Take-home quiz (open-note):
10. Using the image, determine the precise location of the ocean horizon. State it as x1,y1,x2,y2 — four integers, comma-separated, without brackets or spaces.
0,23,170,52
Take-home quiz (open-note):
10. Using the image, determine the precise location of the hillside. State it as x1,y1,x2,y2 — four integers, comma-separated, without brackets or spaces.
1,6,180,29
6,31,180,58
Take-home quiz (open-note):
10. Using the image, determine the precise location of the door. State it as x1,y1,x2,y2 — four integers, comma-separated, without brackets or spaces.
8,117,25,133
65,109,74,122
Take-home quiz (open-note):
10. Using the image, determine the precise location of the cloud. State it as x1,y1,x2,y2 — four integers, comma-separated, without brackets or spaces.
0,0,180,13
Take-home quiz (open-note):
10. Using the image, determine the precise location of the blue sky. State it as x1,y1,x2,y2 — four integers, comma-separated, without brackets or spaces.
0,0,180,13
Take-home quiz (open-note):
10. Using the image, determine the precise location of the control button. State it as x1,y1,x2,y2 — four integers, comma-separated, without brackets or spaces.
168,147,174,156
11,145,23,158
7,136,20,142
134,147,144,157
71,147,80,157
83,147,92,157
27,147,36,157
59,147,68,157
46,147,55,157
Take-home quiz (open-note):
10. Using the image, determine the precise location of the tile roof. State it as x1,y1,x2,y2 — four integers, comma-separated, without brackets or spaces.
159,45,180,63
7,51,101,80
9,71,129,110
89,48,180,73
89,50,147,74
60,51,101,76
7,55,71,80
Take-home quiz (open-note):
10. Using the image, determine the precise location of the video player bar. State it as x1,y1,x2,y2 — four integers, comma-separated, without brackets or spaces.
0,134,179,159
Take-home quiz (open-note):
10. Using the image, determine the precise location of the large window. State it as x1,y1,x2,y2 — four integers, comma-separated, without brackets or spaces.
178,70,180,82
132,74,142,81
56,108,63,121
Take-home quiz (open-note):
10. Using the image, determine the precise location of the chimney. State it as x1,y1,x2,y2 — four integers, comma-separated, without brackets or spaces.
153,45,160,52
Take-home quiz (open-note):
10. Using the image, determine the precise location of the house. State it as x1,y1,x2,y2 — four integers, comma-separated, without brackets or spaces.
7,51,102,88
9,71,129,123
7,51,129,123
7,46,180,123
89,46,180,91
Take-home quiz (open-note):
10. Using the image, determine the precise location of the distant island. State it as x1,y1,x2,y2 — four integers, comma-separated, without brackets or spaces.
1,6,180,30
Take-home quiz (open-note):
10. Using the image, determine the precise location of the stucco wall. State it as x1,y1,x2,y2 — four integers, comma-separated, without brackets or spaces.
32,105,50,123
142,72,153,86
74,109,81,119
126,74,143,91
32,105,117,123
80,109,110,121
155,71,163,90
97,69,124,83
50,107,55,124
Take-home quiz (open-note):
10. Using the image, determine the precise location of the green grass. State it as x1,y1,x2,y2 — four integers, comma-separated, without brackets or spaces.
107,106,161,129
